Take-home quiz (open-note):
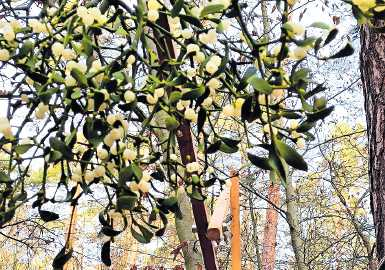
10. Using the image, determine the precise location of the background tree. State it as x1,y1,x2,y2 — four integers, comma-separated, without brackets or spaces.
0,0,378,269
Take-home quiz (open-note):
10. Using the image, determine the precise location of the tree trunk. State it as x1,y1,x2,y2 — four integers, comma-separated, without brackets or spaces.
360,22,385,268
64,185,81,270
285,176,306,270
230,170,241,270
153,10,217,270
175,186,203,270
249,195,263,269
261,182,280,270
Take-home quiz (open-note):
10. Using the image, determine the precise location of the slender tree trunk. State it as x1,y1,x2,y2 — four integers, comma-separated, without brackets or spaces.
144,6,203,265
64,185,81,270
285,176,306,270
249,195,263,269
360,22,385,268
261,182,280,270
230,170,241,270
153,9,217,270
260,1,281,268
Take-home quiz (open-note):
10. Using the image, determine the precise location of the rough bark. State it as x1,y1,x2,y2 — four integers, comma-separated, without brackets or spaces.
360,22,385,267
261,182,280,270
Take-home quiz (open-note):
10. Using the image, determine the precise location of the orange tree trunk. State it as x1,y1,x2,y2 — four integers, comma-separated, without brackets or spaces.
230,171,241,270
261,183,280,270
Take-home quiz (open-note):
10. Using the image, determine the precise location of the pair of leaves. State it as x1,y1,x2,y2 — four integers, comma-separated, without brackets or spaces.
49,137,73,160
131,223,154,244
207,137,240,154
248,139,308,180
119,163,143,185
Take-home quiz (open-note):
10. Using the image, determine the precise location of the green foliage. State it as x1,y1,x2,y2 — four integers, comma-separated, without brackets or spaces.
0,0,370,266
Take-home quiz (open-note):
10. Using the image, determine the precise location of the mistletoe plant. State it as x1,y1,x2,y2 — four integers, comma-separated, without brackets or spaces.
0,0,380,268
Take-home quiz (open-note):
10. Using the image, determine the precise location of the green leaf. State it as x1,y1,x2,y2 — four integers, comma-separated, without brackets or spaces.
306,106,334,122
52,247,73,270
309,22,331,30
241,95,261,122
219,141,238,154
324,28,338,46
138,224,154,242
297,121,316,133
15,144,33,155
206,140,221,154
101,241,112,266
19,40,34,58
101,226,123,237
324,42,354,60
65,129,77,146
93,91,106,111
48,150,63,163
304,84,327,99
131,163,143,181
275,139,308,171
39,209,59,222
200,4,224,17
0,172,10,183
119,163,143,185
131,225,153,244
165,115,180,131
189,187,205,201
162,196,178,207
291,68,310,83
221,137,241,148
282,22,294,32
25,70,48,84
296,36,317,48
197,109,206,134
179,14,203,27
39,87,59,104
169,91,182,104
13,191,27,201
82,34,93,56
171,0,184,17
247,153,272,170
269,151,287,181
242,66,258,81
247,75,273,94
70,68,88,87
49,137,73,160
156,212,169,236
117,195,138,210
71,88,82,99
182,87,205,100
280,111,302,119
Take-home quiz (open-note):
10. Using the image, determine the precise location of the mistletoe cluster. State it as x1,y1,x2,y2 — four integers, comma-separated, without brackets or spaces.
0,0,378,267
